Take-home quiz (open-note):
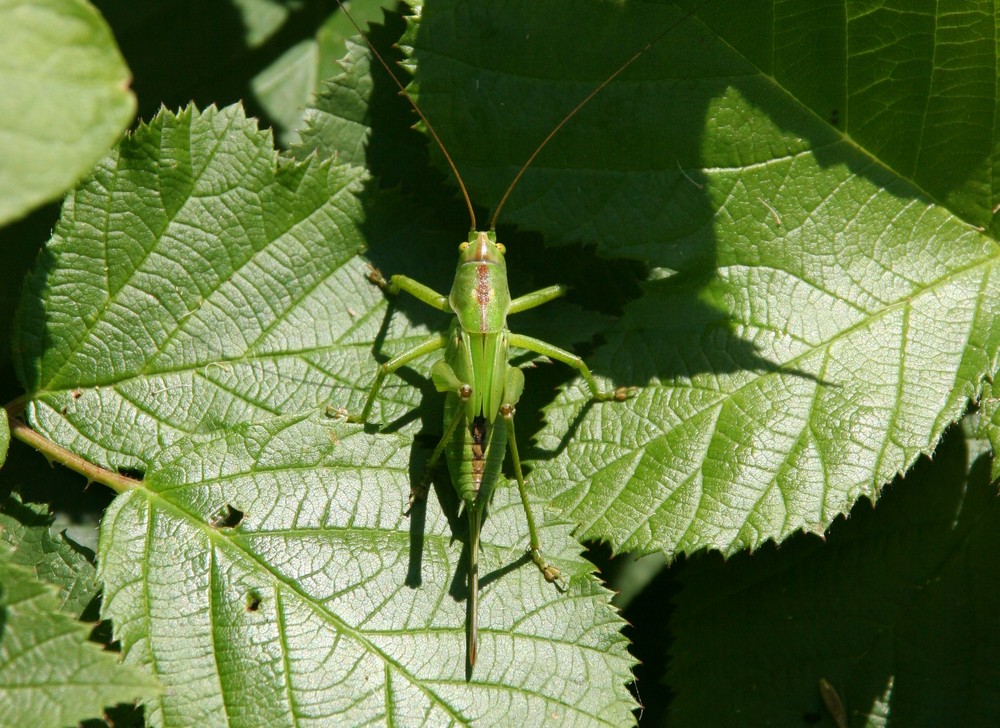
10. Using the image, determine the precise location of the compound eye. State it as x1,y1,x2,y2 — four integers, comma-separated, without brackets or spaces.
459,242,469,251
496,243,506,253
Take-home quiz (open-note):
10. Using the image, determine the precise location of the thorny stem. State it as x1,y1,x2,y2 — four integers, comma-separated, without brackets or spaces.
4,397,141,494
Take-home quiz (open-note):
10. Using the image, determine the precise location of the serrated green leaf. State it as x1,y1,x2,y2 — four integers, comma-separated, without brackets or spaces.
0,548,161,727
0,0,135,226
13,96,606,474
99,414,635,727
386,0,1000,555
0,494,99,616
14,104,397,472
666,427,1000,726
15,102,635,723
296,37,390,166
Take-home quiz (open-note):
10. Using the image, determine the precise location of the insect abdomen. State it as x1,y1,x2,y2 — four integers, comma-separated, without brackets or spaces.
444,406,507,508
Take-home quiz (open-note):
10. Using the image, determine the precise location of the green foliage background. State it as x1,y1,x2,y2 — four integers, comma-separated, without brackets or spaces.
1,0,999,726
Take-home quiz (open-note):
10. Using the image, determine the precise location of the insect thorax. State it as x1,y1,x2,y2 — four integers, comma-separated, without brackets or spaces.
449,231,511,335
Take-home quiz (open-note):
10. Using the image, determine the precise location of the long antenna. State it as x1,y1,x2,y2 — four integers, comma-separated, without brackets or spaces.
489,0,711,230
335,0,478,231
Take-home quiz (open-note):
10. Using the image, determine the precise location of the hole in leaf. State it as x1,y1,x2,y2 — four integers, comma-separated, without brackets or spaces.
209,504,244,529
245,590,262,612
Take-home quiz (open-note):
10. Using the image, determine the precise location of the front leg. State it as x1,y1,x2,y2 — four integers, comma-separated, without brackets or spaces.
369,267,451,312
332,267,453,424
